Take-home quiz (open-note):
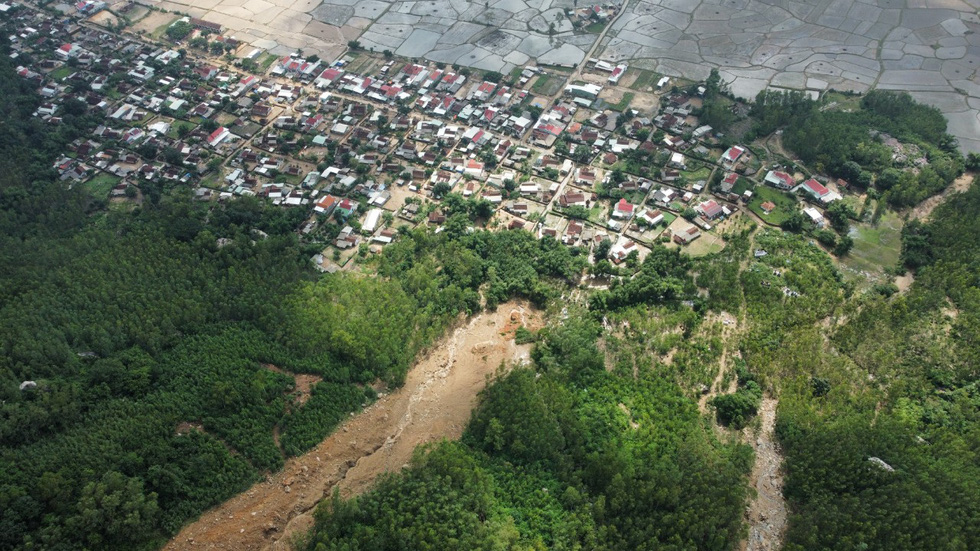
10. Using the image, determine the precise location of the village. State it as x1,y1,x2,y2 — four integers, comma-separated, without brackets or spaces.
6,0,859,274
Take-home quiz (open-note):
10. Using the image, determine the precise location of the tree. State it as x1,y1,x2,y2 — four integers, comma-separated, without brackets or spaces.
432,181,452,199
826,201,854,234
594,238,612,260
165,21,193,42
69,472,160,548
833,235,853,256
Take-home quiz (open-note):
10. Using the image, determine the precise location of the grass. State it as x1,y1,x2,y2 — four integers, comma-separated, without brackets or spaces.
748,185,798,225
531,74,563,96
258,53,279,72
628,69,661,91
167,121,194,139
83,173,121,198
608,92,634,112
840,209,903,275
150,16,181,40
681,166,711,182
585,21,607,34
685,233,726,257
49,66,73,81
732,177,754,195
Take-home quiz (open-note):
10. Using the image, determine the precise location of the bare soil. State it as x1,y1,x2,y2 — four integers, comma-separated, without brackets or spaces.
740,397,788,551
164,301,541,551
911,172,973,221
698,311,738,413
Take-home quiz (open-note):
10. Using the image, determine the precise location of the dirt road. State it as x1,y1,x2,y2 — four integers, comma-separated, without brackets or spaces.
165,301,541,551
740,397,787,551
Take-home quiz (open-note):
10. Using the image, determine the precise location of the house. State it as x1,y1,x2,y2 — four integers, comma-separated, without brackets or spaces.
335,226,359,249
760,201,776,214
669,151,686,169
721,145,745,166
563,220,584,245
673,225,701,245
190,18,223,33
336,198,357,217
609,239,637,264
719,172,738,193
697,200,724,220
428,210,446,224
796,178,840,204
207,127,231,147
764,170,795,190
362,208,383,233
519,182,540,196
565,83,602,100
612,198,634,219
558,191,589,208
314,194,338,215
55,44,75,61
607,64,627,84
464,159,485,178
639,209,664,226
803,206,826,227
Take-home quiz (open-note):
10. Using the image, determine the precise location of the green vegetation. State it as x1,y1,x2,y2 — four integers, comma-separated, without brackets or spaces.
49,65,73,81
751,89,963,208
306,312,752,551
748,185,798,225
531,74,563,96
840,209,903,277
164,20,192,42
82,173,121,198
627,68,660,91
607,91,634,112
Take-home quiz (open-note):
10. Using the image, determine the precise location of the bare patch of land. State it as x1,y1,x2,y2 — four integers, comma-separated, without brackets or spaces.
740,397,787,551
164,301,541,551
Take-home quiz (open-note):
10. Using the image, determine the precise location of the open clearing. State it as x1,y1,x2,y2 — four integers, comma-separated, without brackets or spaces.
164,301,542,551
740,397,787,551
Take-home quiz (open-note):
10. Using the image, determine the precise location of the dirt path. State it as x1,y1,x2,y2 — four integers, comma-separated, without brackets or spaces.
164,301,541,551
740,397,787,551
911,172,973,221
698,311,739,413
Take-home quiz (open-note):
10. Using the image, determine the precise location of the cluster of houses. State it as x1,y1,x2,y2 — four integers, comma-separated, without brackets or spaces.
6,0,854,274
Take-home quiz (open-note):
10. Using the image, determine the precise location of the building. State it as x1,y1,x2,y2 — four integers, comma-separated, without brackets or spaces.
721,145,745,166
803,206,826,227
612,198,634,219
564,83,602,100
764,170,795,190
190,18,223,33
639,209,664,226
673,225,701,245
697,200,725,220
796,178,841,204
207,127,231,147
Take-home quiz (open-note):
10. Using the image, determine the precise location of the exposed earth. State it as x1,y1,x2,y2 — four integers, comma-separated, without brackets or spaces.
164,301,542,550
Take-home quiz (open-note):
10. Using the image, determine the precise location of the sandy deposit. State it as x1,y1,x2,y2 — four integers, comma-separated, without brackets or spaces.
164,300,541,551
